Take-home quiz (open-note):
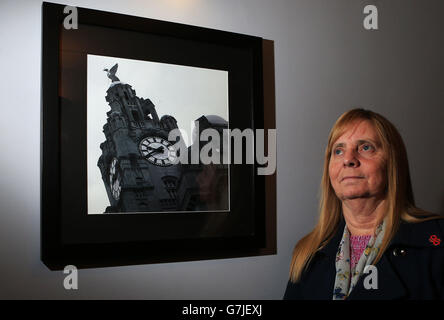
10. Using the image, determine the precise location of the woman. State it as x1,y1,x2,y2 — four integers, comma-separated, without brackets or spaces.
284,108,444,300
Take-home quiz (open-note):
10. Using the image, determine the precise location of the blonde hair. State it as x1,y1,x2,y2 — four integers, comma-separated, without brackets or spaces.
289,108,440,283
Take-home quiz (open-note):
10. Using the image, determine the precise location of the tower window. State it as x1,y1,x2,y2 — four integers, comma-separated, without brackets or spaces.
168,189,177,200
160,198,177,209
162,176,178,200
132,110,140,122
135,191,145,199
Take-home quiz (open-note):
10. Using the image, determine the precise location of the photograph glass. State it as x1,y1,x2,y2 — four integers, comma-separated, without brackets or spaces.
87,54,230,215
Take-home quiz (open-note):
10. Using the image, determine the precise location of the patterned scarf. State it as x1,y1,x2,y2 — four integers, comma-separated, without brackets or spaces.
332,219,386,300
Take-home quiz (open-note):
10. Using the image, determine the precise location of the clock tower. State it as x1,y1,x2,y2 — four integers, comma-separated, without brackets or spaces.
97,64,183,213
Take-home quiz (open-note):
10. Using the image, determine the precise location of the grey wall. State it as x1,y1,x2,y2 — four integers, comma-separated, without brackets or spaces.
0,0,442,299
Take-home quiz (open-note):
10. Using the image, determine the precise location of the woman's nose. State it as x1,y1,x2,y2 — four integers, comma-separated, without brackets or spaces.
343,149,359,167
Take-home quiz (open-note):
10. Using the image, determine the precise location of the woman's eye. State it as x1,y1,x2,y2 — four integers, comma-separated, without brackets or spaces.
333,148,343,155
361,144,373,152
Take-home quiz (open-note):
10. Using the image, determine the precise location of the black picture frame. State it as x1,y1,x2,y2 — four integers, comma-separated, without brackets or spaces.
42,1,275,270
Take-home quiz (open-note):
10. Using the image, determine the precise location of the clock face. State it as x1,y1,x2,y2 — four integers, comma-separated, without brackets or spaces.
109,158,121,200
139,136,177,166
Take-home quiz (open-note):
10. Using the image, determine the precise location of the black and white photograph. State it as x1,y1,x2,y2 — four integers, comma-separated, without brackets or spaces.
87,54,230,214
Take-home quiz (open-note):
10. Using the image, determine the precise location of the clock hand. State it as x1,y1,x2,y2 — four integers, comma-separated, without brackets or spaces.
151,146,165,155
148,146,163,156
147,150,157,157
145,145,166,158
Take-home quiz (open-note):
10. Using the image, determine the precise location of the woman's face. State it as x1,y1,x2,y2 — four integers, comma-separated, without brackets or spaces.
328,120,387,201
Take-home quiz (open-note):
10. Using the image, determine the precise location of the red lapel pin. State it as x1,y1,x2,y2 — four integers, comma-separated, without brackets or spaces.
429,235,441,246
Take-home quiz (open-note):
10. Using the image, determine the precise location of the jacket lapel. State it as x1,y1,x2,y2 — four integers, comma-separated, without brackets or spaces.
311,219,345,299
318,218,346,257
315,218,413,299
319,218,409,300
347,222,411,300
347,253,407,300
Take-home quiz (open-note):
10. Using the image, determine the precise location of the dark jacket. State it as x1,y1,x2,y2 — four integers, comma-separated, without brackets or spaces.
284,217,444,300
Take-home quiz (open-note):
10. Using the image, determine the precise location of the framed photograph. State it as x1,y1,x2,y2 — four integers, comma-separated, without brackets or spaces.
42,2,275,269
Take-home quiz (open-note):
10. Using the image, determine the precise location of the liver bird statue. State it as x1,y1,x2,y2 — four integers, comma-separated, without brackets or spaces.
103,63,120,82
